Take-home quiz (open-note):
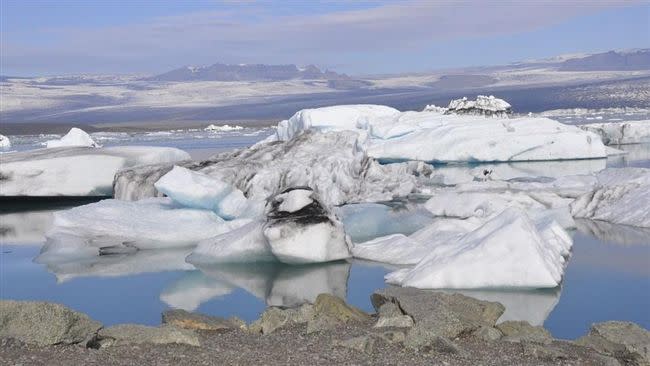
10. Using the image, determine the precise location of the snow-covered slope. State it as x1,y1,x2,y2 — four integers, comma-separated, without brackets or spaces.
0,146,190,196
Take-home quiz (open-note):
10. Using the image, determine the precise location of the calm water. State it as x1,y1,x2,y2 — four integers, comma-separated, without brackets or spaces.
1,137,649,340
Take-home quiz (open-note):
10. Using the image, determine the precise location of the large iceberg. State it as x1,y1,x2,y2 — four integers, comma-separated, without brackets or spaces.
580,121,650,145
0,146,190,196
45,128,100,148
385,208,571,289
570,168,650,228
188,220,276,264
114,130,431,206
445,95,512,117
267,103,607,163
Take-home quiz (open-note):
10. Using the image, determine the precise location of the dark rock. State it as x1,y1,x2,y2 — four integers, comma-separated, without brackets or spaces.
312,294,370,324
576,321,650,366
162,309,236,331
371,287,505,339
250,304,314,334
0,300,102,346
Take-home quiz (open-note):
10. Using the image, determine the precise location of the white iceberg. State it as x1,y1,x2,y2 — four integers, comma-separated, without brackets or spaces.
446,95,512,117
37,198,251,263
154,166,261,219
263,188,351,264
0,146,190,196
45,127,100,148
267,103,607,163
204,124,244,132
570,168,650,228
580,121,650,145
385,208,571,289
0,134,11,148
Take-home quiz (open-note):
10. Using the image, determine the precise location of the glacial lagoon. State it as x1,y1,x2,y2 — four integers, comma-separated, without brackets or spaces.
1,132,649,341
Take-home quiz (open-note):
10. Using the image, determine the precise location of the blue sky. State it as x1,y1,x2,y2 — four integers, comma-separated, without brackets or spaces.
1,0,648,76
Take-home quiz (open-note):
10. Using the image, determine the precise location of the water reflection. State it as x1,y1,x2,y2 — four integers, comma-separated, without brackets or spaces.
0,209,57,245
575,219,650,246
193,261,351,308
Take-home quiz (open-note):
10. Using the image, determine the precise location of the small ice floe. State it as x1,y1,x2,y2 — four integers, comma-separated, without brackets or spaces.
0,134,11,148
204,124,244,132
570,167,650,228
445,95,512,117
0,146,190,196
385,208,571,289
580,120,650,145
45,128,100,148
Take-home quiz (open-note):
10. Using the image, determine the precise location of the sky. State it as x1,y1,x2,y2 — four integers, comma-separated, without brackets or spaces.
1,0,649,76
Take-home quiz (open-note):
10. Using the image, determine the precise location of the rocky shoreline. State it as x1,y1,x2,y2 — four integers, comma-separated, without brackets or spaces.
1,288,648,366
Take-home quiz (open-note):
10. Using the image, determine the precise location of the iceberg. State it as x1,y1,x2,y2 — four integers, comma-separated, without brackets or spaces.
570,168,650,228
262,188,351,264
0,146,190,196
0,134,11,148
154,166,262,219
267,102,607,163
445,95,512,117
385,208,571,289
580,121,650,145
114,130,430,206
204,124,244,132
37,198,251,263
45,127,100,148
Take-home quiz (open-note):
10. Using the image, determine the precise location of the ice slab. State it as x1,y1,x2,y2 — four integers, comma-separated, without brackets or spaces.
268,104,607,163
0,146,190,196
45,128,99,148
37,198,251,263
385,208,571,289
570,168,650,228
580,121,650,145
154,166,261,219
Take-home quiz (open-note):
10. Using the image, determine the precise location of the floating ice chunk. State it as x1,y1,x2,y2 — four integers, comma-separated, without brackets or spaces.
0,134,11,148
0,146,190,196
424,191,546,219
38,198,250,263
386,208,570,289
570,168,650,228
45,128,99,148
154,166,261,219
263,188,351,264
580,121,650,145
204,124,244,132
187,220,275,264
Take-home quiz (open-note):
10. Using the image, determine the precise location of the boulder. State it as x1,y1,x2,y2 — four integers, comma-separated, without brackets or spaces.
0,300,102,346
250,304,314,334
312,294,370,324
577,321,650,365
404,324,463,354
472,326,503,342
162,309,237,331
374,302,414,328
371,287,504,339
497,320,553,344
93,324,200,348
